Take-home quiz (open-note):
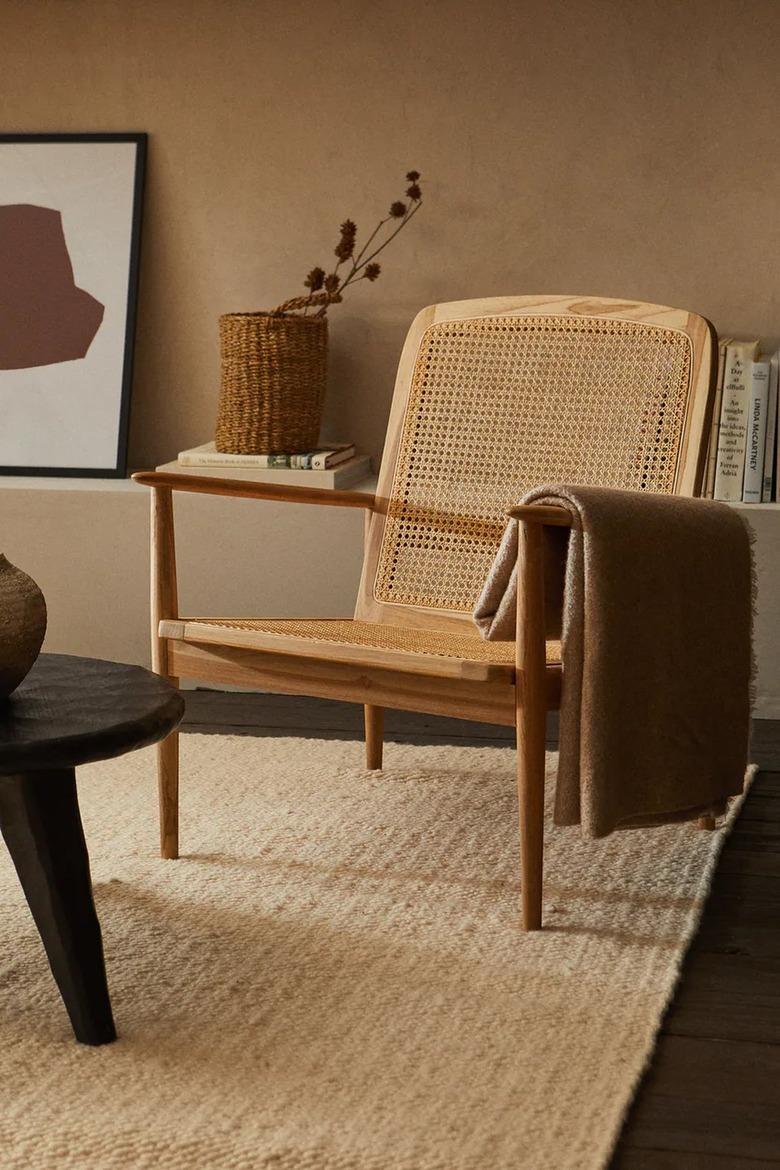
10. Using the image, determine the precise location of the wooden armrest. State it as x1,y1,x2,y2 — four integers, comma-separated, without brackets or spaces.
132,470,376,511
506,503,573,527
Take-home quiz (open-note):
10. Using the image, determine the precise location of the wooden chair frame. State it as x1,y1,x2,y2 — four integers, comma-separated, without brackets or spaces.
135,295,716,930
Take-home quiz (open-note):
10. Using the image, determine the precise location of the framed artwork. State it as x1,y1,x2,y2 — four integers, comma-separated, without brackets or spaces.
0,133,146,477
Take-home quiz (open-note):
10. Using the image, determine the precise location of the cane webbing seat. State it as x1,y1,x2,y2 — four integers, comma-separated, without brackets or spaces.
160,617,562,682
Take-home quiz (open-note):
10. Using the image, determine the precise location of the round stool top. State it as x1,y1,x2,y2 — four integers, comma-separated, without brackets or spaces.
0,654,184,774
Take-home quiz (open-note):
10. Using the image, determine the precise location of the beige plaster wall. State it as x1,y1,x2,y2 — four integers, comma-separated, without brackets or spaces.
4,0,780,469
0,480,368,669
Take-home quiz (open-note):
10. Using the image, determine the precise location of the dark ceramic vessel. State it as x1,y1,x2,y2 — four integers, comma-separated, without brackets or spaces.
0,555,47,699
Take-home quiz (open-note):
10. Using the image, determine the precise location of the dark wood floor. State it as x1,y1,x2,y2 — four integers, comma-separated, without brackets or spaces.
182,692,780,1168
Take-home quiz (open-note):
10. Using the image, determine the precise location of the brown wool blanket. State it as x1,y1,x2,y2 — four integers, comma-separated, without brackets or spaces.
473,485,753,838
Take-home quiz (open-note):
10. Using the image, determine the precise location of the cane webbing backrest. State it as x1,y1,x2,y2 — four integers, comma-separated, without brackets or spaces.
357,297,714,627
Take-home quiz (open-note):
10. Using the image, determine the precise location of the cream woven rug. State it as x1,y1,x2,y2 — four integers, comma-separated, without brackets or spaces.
0,735,741,1170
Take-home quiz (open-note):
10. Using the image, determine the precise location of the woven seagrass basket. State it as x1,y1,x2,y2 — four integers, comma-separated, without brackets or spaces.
216,312,328,453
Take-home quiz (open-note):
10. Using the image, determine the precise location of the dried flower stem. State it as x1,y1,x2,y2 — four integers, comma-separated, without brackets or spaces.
312,200,423,316
270,171,424,317
351,216,391,269
340,201,422,295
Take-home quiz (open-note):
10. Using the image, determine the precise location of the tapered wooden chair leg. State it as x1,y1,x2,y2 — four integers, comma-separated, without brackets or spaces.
364,705,384,770
157,729,179,859
517,720,545,931
516,518,547,931
151,485,180,860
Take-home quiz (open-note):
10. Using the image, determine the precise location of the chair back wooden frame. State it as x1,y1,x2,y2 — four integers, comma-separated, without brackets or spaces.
134,295,716,930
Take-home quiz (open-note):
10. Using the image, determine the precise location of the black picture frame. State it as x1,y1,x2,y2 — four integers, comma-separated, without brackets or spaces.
0,132,147,478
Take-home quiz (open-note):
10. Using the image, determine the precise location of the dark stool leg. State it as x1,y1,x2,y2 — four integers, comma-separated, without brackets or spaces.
0,769,116,1045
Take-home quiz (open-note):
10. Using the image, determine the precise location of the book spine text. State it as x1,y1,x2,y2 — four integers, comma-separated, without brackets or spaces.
762,352,779,501
743,359,770,502
713,340,759,502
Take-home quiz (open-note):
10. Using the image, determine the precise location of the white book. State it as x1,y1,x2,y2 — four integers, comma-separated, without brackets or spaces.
742,358,770,502
762,351,778,502
713,339,760,501
777,358,780,500
157,453,373,490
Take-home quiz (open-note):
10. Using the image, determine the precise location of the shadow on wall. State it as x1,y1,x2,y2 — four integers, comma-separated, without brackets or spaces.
324,312,405,463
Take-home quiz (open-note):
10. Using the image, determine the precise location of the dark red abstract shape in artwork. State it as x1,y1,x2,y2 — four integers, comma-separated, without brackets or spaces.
0,204,105,370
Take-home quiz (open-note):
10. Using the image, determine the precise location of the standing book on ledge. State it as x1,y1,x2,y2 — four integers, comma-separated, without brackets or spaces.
703,337,730,498
776,352,780,501
764,351,779,502
743,356,770,503
713,339,759,501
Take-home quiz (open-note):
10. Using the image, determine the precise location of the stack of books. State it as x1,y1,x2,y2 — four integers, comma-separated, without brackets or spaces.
704,339,779,502
163,441,372,489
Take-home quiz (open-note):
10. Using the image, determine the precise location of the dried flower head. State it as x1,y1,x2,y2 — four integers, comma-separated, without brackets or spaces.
389,201,407,218
324,272,341,293
405,183,422,201
303,266,325,291
334,218,357,260
406,170,420,182
365,262,381,281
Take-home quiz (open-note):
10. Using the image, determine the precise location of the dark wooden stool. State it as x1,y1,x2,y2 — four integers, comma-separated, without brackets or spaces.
0,654,184,1045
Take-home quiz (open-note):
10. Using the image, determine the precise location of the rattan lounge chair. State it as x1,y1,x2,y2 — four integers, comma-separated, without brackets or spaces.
134,295,716,930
